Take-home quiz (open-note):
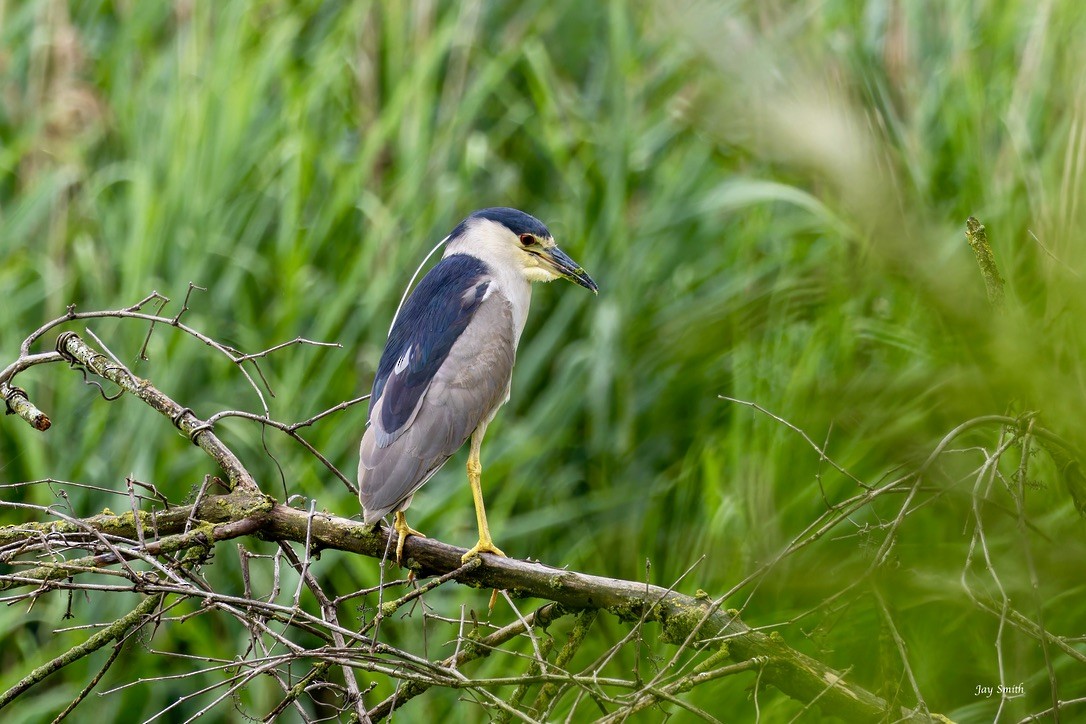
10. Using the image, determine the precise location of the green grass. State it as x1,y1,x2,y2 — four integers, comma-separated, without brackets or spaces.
2,1,1085,721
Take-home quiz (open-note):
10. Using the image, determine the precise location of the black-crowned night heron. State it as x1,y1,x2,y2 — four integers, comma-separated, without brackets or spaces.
359,208,598,564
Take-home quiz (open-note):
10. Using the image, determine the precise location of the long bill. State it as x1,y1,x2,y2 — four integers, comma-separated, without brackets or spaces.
543,246,599,293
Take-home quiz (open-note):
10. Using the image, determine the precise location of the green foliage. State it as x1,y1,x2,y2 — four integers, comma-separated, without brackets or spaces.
2,0,1085,720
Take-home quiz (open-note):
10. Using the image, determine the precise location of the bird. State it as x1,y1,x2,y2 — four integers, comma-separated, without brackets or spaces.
358,207,598,565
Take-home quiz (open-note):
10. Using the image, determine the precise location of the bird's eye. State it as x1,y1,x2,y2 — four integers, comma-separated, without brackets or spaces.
518,233,535,247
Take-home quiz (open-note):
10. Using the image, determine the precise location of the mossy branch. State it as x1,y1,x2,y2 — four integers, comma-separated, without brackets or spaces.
0,331,943,722
1,382,51,430
53,332,260,494
0,592,164,712
0,486,932,722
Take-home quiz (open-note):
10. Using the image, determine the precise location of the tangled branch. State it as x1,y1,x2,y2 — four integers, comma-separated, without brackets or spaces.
3,295,1078,721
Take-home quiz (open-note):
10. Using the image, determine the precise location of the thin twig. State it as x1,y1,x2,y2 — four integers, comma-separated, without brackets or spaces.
0,593,164,711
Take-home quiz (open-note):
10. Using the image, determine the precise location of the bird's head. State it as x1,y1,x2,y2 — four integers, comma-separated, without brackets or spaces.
443,207,598,293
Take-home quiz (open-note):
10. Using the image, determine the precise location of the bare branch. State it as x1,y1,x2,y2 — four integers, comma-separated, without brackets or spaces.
55,332,261,494
234,337,343,363
50,640,125,723
6,303,1070,721
0,593,164,712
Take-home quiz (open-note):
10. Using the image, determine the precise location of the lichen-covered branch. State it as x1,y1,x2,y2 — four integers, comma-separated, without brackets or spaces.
1,507,270,590
0,327,948,722
0,488,930,722
54,332,260,494
0,592,164,712
1,382,51,430
263,503,931,722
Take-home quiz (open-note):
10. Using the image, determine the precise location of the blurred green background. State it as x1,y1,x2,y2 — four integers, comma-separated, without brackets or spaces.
2,1,1085,721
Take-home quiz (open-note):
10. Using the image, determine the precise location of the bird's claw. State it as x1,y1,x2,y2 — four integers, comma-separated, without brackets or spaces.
393,514,425,567
461,539,506,564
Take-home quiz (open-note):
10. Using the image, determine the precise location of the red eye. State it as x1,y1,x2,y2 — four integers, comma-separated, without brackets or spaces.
519,233,534,246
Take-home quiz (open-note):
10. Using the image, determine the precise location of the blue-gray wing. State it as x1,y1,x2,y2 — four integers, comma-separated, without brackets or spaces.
358,258,515,522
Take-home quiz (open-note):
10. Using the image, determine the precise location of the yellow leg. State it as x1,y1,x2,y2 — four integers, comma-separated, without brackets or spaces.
462,425,506,563
393,510,425,566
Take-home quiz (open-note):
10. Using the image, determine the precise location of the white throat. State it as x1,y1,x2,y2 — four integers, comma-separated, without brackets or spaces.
443,219,536,346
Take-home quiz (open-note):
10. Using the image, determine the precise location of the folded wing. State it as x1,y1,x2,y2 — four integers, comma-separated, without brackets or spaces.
359,255,515,521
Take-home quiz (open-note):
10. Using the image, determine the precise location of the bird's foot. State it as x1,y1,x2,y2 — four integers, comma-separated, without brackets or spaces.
461,538,506,564
393,513,425,567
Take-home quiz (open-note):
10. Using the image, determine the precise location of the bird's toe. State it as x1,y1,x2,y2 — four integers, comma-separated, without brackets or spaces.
461,539,506,563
